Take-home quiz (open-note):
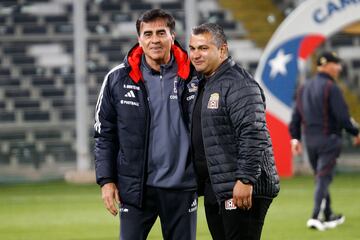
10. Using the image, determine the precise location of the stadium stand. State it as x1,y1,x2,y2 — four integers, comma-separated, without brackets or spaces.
0,0,359,179
0,0,248,174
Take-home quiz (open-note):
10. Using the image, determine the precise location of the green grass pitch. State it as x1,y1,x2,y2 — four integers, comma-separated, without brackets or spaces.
1,174,360,239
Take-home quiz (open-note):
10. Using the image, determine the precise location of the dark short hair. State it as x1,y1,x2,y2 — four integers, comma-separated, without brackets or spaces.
192,23,227,48
136,9,175,36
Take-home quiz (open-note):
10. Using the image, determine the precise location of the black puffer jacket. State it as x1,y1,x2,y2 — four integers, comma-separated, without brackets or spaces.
188,58,280,201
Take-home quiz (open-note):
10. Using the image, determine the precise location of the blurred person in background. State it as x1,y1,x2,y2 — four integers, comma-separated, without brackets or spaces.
188,22,280,240
289,51,360,231
94,9,197,240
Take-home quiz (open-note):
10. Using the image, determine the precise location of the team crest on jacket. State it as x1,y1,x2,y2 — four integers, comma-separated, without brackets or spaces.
208,93,219,109
188,82,198,93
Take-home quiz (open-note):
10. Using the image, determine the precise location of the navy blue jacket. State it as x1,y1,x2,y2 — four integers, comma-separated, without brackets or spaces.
289,72,359,140
94,42,195,207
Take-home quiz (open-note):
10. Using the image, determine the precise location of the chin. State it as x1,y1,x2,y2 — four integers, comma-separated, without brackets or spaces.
194,67,203,73
150,54,165,61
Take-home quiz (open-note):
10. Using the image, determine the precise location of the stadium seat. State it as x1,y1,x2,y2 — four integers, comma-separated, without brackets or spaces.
62,75,75,85
0,153,11,165
0,16,6,24
129,2,152,11
352,60,360,69
34,130,62,140
21,66,46,75
0,102,6,110
23,110,50,121
45,142,76,162
9,142,41,165
99,2,121,11
22,25,47,34
32,76,55,86
60,109,75,120
41,88,65,98
110,12,132,23
0,132,26,141
5,89,31,98
44,15,69,23
13,14,38,24
2,45,26,54
160,2,183,10
52,98,74,108
11,56,35,65
331,34,354,47
14,99,40,109
0,26,15,35
0,68,11,77
87,14,100,23
54,23,73,34
0,112,15,122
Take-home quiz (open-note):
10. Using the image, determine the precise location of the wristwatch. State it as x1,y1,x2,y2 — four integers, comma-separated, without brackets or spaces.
239,178,251,185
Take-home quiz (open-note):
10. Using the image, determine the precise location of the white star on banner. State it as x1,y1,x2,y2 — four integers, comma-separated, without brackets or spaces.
268,49,292,79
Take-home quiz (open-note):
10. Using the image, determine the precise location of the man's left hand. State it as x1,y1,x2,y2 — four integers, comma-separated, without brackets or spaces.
232,180,253,210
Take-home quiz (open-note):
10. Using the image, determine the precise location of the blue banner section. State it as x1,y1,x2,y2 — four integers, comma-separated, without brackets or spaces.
261,36,304,107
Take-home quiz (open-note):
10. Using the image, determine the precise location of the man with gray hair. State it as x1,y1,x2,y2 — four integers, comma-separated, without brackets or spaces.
188,22,280,240
94,9,197,240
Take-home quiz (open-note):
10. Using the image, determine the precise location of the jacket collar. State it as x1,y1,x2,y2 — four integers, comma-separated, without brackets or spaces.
141,53,175,74
317,72,335,82
126,40,190,83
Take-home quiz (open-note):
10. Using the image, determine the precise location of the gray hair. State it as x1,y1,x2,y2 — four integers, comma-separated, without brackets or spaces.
136,9,175,36
191,23,227,48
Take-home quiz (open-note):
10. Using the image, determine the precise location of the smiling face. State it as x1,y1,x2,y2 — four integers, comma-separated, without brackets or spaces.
189,32,227,77
138,18,175,70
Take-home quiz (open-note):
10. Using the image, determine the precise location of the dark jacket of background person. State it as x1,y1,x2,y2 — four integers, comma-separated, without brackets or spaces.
187,58,280,202
94,41,195,208
289,72,359,140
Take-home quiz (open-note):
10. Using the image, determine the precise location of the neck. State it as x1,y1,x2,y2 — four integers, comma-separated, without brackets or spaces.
318,71,336,80
144,53,171,72
204,58,227,78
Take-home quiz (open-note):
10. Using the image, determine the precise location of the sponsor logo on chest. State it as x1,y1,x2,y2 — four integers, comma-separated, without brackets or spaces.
121,85,140,107
188,82,198,93
123,84,140,91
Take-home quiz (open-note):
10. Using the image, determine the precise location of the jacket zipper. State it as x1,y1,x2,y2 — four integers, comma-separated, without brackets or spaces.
177,78,189,131
139,81,150,208
198,82,220,206
160,73,164,100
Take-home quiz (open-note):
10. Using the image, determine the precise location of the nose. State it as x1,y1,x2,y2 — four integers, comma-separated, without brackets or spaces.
150,34,160,43
190,49,200,59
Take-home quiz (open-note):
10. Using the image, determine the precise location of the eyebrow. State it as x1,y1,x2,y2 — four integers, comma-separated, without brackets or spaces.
142,29,167,35
189,44,209,49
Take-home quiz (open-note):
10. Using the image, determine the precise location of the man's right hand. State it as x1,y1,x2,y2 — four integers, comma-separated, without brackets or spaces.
101,183,120,216
290,139,303,156
353,134,360,146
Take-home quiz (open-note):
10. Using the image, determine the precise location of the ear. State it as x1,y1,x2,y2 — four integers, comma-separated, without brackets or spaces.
171,32,176,44
138,37,142,48
220,44,228,58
